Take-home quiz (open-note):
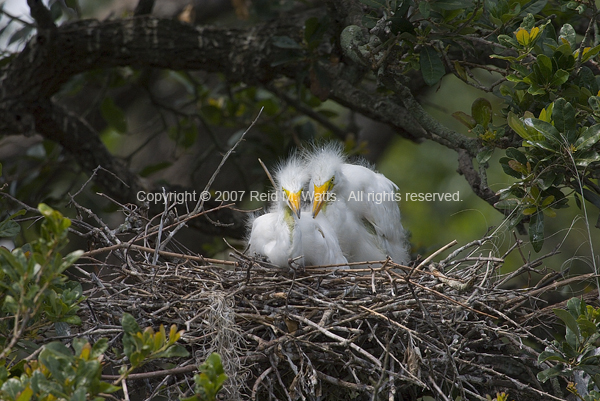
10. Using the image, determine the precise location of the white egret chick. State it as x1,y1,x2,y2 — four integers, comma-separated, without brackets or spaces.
247,156,305,268
297,212,349,268
306,143,410,265
247,155,348,269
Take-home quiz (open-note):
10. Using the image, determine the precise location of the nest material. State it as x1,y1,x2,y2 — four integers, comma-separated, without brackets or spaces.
50,127,591,401
64,198,597,401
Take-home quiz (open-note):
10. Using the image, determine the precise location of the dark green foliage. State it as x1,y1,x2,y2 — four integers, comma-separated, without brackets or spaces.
120,312,189,374
0,205,219,401
0,204,84,358
355,0,600,252
538,298,600,400
181,353,228,401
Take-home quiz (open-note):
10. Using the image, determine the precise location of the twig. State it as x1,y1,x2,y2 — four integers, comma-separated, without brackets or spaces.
101,364,197,380
258,158,277,189
413,240,458,272
165,107,264,243
288,313,382,368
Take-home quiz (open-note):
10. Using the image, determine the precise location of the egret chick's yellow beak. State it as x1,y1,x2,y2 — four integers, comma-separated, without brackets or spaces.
283,189,302,219
312,180,334,218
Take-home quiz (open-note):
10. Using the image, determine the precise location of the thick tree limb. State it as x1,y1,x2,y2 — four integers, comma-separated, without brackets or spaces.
330,79,427,142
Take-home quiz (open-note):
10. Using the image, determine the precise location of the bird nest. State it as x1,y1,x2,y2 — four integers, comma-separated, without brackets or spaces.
66,197,595,401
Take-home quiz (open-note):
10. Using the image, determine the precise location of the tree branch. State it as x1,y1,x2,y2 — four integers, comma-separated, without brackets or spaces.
457,149,500,206
34,100,146,203
27,0,56,30
134,0,156,16
330,78,427,142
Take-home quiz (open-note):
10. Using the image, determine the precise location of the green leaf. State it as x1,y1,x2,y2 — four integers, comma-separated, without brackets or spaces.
507,113,529,138
59,250,84,273
90,338,109,360
500,157,524,178
451,111,476,129
523,118,563,145
537,364,566,383
575,125,600,151
497,34,519,48
577,316,598,338
97,381,121,394
100,97,127,134
552,98,576,142
550,69,569,87
420,47,445,86
536,54,553,78
454,61,468,81
529,211,544,252
521,0,547,16
538,172,557,190
2,378,26,400
554,308,582,347
15,385,33,401
558,23,576,49
271,36,302,49
154,344,189,359
508,112,545,143
471,98,492,128
579,364,600,378
582,188,600,210
495,199,519,210
419,1,431,17
68,387,86,401
431,0,473,10
121,313,141,335
574,150,600,166
589,96,600,115
0,219,20,238
476,147,494,164
581,44,600,62
129,351,145,367
506,148,528,165
538,349,567,363
359,0,386,7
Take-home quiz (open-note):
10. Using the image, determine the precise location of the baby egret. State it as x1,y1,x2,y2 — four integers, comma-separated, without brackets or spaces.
298,212,349,268
305,143,410,264
247,155,348,269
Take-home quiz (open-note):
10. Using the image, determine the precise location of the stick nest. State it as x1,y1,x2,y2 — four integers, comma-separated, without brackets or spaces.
61,199,597,401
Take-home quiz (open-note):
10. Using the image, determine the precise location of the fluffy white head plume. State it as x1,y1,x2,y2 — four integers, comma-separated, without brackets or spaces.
304,143,346,186
274,153,308,195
